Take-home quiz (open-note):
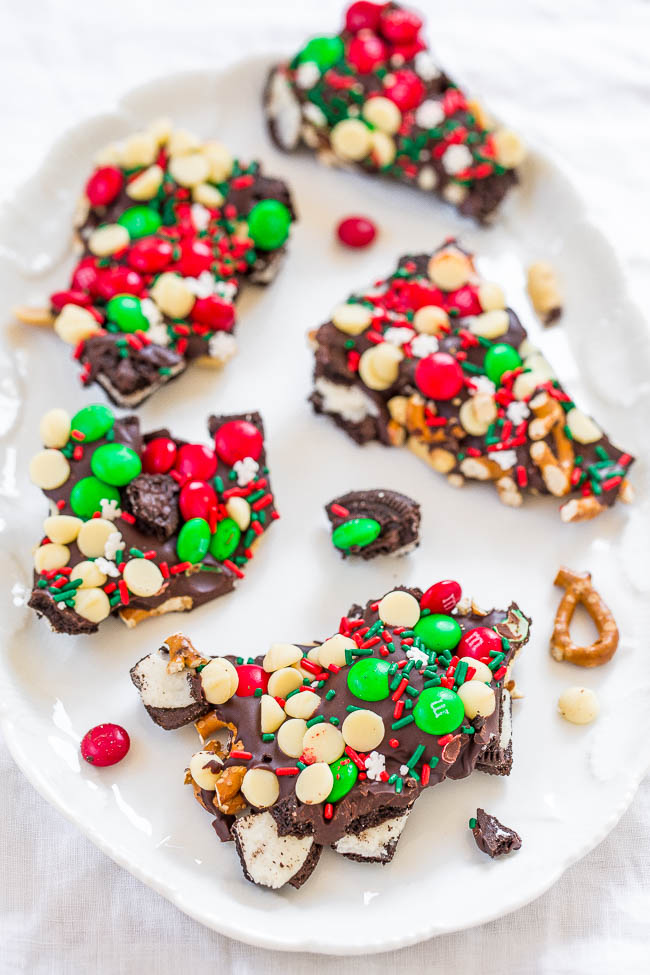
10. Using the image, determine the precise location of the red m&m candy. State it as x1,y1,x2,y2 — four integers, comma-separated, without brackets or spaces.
457,626,503,660
179,480,218,523
177,238,214,277
215,420,263,465
142,437,177,474
421,580,462,614
235,664,269,697
85,166,123,207
191,295,236,331
383,69,425,111
415,352,464,400
71,258,101,295
347,31,387,72
379,6,422,43
446,286,481,317
403,281,444,310
337,216,377,248
95,266,144,300
175,444,218,481
345,1,382,33
50,289,92,311
128,236,174,273
81,723,130,767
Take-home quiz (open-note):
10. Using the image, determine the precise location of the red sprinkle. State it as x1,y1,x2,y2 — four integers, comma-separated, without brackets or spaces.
170,561,191,574
421,764,431,787
437,734,453,747
330,503,350,518
324,803,334,820
391,677,409,701
229,750,252,760
159,561,170,579
118,579,129,605
223,558,244,579
120,511,136,525
493,666,508,681
344,746,366,770
276,766,299,776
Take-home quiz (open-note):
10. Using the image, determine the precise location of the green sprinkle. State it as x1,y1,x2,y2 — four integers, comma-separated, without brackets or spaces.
390,673,403,691
423,678,441,688
405,685,419,698
129,547,144,558
406,744,425,768
326,689,336,701
261,733,275,743
329,716,340,726
346,704,362,712
469,817,477,829
595,445,609,461
236,656,244,665
429,756,439,769
392,715,415,730
296,761,306,771
462,726,475,735
403,660,415,674
253,688,262,698
394,776,403,794
388,774,397,785
306,715,325,728
214,475,224,494
386,642,395,653
285,688,301,700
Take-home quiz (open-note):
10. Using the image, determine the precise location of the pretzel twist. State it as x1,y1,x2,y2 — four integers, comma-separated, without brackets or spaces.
550,567,619,667
529,393,574,496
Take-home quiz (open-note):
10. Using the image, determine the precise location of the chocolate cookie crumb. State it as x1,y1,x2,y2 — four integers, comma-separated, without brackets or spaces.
470,807,522,858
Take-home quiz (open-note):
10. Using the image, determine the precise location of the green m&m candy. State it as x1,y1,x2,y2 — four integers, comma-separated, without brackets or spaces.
413,613,461,652
297,35,344,71
106,294,149,333
332,517,381,552
413,686,464,736
117,205,162,240
177,517,211,563
327,755,359,803
484,343,522,385
70,476,120,520
247,200,292,251
90,443,142,487
347,657,391,702
70,404,114,443
209,517,241,561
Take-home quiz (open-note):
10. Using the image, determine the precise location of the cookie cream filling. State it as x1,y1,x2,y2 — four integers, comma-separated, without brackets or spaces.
314,377,379,424
499,688,512,748
266,69,302,150
333,813,409,860
233,812,315,889
131,649,196,710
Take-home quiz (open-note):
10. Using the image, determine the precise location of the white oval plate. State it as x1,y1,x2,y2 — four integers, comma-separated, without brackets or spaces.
1,57,649,954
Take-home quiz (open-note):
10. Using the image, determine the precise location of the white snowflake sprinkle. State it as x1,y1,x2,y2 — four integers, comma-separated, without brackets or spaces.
470,375,496,397
295,61,321,90
233,456,259,487
405,646,429,667
303,103,327,127
57,601,67,611
95,556,120,578
400,764,410,777
145,322,170,347
492,450,517,471
506,400,530,424
208,332,237,365
383,326,415,347
410,333,439,358
414,51,441,82
190,203,211,232
415,99,445,129
141,297,163,328
100,498,122,521
364,751,386,782
214,279,238,302
185,270,218,299
442,144,473,175
104,531,124,561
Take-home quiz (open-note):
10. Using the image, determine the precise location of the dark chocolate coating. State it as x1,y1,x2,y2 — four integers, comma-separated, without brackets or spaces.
471,807,522,857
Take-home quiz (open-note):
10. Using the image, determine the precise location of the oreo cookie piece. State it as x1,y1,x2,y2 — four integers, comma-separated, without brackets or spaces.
470,808,522,858
326,488,420,559
124,473,179,542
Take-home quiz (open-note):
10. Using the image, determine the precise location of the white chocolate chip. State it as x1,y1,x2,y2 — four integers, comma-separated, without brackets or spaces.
441,144,472,175
332,302,372,336
363,96,402,134
478,282,506,312
167,128,201,157
428,247,472,291
457,681,496,719
226,496,251,531
39,408,71,448
147,117,172,146
33,543,70,573
169,152,210,188
43,515,82,545
459,396,496,436
469,310,510,339
200,657,239,705
241,768,280,809
70,560,108,589
76,518,115,559
492,129,526,169
302,723,345,764
417,165,438,191
566,408,602,445
378,590,420,627
87,224,130,257
260,694,286,734
342,709,385,752
284,690,321,720
413,305,449,335
123,558,164,597
73,587,111,624
442,182,468,206
121,132,157,168
263,642,302,673
330,118,372,161
358,343,403,391
202,141,234,182
415,98,445,128
318,634,357,669
277,718,307,758
53,304,100,345
458,657,492,682
370,130,396,167
558,686,599,725
150,273,196,319
29,449,70,490
295,762,333,805
189,750,222,791
267,667,303,699
192,182,224,208
126,164,164,201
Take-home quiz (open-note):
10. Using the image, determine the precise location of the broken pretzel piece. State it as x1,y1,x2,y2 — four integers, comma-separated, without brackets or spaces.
550,567,619,667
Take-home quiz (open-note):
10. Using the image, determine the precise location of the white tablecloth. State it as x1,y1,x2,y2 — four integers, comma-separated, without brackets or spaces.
1,0,649,970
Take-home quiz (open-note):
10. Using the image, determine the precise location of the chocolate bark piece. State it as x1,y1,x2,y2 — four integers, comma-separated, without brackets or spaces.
130,647,210,729
475,688,513,777
39,123,296,408
264,3,524,224
232,811,322,890
28,406,278,635
471,808,522,858
309,241,634,523
131,581,530,889
326,488,420,559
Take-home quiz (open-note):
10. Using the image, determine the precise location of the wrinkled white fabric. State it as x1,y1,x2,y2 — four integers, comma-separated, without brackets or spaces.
1,0,649,970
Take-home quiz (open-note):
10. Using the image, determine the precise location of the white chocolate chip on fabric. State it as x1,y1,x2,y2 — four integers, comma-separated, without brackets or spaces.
126,164,164,201
566,408,602,444
123,558,164,598
150,273,196,319
458,657,492,682
53,304,100,345
318,634,357,669
413,305,449,335
76,518,115,559
492,129,526,169
43,515,82,545
469,310,509,339
457,681,496,719
168,152,211,188
121,132,157,168
202,141,234,182
70,560,108,589
330,118,372,161
73,587,111,624
358,343,403,391
260,694,286,734
478,282,506,312
189,750,222,791
378,590,421,627
29,449,70,490
267,667,303,699
33,543,70,573
284,690,321,720
428,247,472,291
200,657,239,705
263,642,302,673
332,302,372,336
342,709,385,752
226,496,251,531
362,96,402,134
277,718,307,758
39,408,71,448
295,762,333,805
558,686,599,725
87,224,130,257
302,723,345,765
241,768,280,809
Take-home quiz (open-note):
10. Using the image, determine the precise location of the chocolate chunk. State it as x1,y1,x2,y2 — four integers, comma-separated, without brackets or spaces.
471,808,522,858
124,474,179,542
326,488,420,559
